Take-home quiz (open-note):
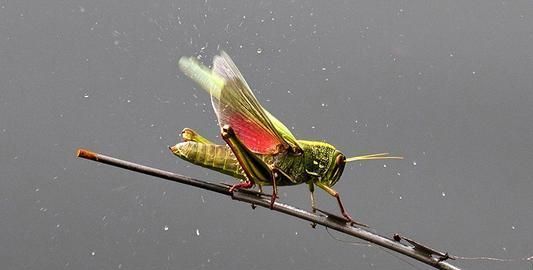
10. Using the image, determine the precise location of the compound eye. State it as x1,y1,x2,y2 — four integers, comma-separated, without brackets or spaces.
335,154,346,166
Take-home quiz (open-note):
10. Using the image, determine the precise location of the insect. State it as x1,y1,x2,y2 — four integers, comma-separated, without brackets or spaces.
170,51,402,223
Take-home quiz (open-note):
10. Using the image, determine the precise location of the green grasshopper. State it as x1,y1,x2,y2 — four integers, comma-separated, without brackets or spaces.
170,51,401,223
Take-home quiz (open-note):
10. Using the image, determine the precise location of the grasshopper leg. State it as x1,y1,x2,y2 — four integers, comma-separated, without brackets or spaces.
269,168,281,209
181,128,215,144
228,179,254,192
315,182,359,225
307,182,317,212
308,182,318,228
220,125,272,193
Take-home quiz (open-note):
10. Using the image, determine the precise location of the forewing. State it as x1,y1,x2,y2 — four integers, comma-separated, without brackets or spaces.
211,52,301,154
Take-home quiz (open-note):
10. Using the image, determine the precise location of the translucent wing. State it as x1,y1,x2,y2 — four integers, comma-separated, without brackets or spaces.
179,52,301,155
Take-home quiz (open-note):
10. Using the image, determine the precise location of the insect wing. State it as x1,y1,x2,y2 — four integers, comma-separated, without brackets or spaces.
211,52,301,154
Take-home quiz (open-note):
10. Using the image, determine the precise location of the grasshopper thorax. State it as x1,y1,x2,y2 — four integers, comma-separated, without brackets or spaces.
299,141,346,187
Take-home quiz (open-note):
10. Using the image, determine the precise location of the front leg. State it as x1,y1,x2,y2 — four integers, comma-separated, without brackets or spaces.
316,182,352,220
315,182,366,227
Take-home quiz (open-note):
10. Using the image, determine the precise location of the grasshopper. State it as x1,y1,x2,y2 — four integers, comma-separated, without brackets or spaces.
170,52,401,223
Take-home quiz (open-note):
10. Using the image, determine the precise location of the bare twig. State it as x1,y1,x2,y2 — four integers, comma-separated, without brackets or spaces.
76,148,462,270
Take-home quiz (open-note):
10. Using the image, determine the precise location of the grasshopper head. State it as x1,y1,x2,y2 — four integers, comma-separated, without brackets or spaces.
324,151,346,187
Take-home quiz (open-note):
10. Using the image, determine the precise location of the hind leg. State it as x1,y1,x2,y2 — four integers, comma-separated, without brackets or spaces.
220,125,273,193
181,128,215,144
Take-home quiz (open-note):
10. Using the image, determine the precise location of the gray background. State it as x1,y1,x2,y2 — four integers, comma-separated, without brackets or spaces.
1,1,532,269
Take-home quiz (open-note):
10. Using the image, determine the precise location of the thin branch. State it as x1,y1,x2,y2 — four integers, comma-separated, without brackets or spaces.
76,148,462,270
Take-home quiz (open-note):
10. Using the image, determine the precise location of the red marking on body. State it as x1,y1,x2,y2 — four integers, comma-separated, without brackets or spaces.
228,113,281,154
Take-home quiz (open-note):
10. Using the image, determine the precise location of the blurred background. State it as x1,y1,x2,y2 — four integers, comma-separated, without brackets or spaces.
1,1,532,269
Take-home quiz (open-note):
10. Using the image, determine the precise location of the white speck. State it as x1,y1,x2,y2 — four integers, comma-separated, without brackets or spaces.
56,224,61,228
195,229,200,236
164,225,169,231
295,231,298,236
449,53,454,57
83,93,89,98
311,126,315,129
79,6,85,13
472,71,476,75
441,192,446,197
511,225,516,230
91,251,95,256
502,247,507,251
397,172,401,176
35,188,39,192
321,103,327,107
412,161,417,166
256,48,263,54
399,196,403,200
383,164,387,168
126,99,131,103
321,67,326,71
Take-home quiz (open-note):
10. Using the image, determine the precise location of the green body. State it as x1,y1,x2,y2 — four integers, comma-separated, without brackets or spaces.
173,139,341,187
172,52,401,220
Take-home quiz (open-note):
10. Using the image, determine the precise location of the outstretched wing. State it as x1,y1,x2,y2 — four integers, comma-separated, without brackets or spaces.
179,52,301,155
